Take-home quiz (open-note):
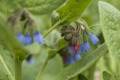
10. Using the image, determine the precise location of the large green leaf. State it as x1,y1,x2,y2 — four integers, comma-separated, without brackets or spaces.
22,47,48,80
0,20,28,60
57,0,92,22
44,0,92,37
99,1,120,73
36,54,63,80
25,0,66,15
0,0,65,15
53,43,107,80
103,71,112,80
0,45,14,80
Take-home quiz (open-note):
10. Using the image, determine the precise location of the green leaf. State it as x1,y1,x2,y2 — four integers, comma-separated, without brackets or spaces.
0,0,65,15
36,54,63,80
45,30,61,47
103,71,120,80
103,71,112,80
57,0,92,22
54,43,107,80
25,0,66,15
0,20,28,60
25,43,41,55
0,45,15,80
22,48,48,80
99,1,120,58
44,0,92,37
99,1,120,73
79,74,88,80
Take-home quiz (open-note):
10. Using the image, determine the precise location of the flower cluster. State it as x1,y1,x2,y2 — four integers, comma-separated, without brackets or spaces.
17,31,44,64
60,45,81,64
8,9,45,64
17,31,44,45
60,22,99,64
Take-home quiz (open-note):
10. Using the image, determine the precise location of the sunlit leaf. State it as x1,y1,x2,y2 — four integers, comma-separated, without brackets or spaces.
99,1,120,73
25,0,66,15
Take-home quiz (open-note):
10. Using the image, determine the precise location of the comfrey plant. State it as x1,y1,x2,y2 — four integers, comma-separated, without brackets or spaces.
59,21,99,64
0,0,119,80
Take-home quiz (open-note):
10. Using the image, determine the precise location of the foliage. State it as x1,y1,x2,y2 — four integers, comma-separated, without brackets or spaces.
0,0,120,80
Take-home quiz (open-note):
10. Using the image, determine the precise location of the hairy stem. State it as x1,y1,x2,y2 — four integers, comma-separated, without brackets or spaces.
15,56,22,80
43,16,68,37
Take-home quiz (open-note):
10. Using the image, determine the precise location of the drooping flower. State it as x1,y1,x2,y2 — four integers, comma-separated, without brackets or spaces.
67,44,80,54
16,31,44,64
73,53,81,61
59,21,101,65
89,33,99,45
24,32,32,45
33,31,44,44
66,55,75,64
17,32,25,44
80,41,90,53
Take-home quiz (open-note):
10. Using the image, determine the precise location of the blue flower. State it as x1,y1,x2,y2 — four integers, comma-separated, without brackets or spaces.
17,32,25,44
80,41,90,53
66,55,75,64
24,33,32,45
89,33,99,45
33,31,44,44
74,53,81,61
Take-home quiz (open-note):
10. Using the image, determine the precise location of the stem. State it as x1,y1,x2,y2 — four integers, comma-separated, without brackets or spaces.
43,16,68,37
15,56,22,80
87,62,97,80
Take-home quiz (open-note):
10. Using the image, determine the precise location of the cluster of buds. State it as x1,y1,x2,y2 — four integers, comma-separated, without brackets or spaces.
59,21,99,64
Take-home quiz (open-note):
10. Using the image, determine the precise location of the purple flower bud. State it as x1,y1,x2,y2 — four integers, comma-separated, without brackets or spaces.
74,53,81,61
33,31,44,44
89,33,99,45
24,33,32,45
17,32,25,44
80,41,90,53
67,45,80,55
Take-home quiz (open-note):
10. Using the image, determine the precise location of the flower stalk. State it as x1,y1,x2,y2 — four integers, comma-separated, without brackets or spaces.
15,56,23,80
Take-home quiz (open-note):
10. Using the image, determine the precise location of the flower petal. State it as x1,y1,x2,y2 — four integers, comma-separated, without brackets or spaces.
17,32,25,44
33,31,44,44
89,33,99,45
24,33,32,45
